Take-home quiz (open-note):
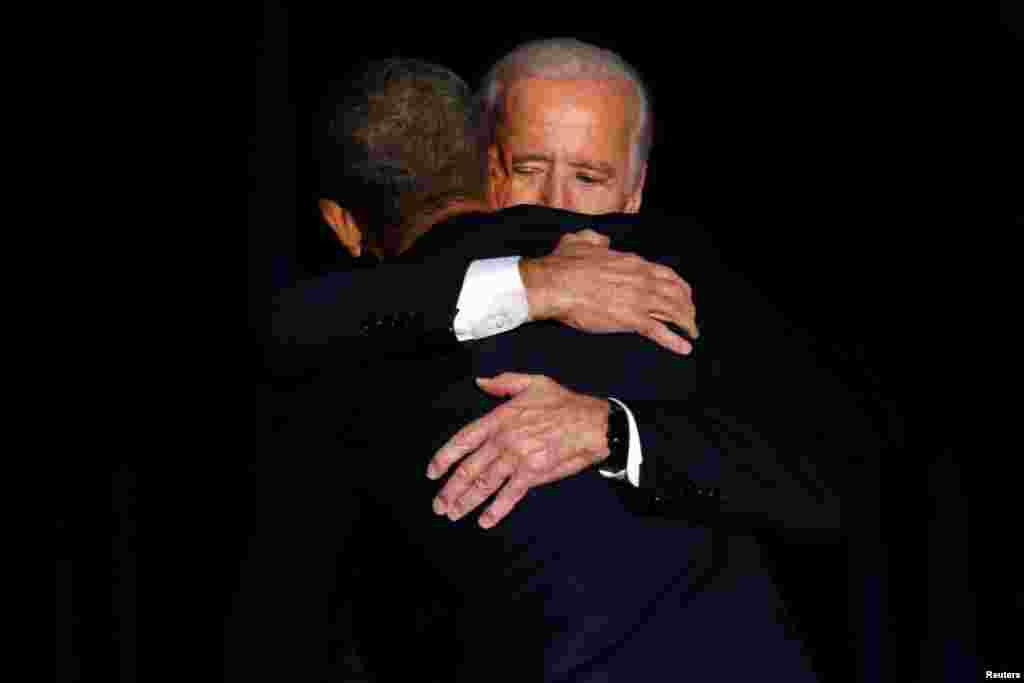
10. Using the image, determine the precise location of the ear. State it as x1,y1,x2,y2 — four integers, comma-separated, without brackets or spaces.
486,144,506,210
624,162,647,214
318,199,364,258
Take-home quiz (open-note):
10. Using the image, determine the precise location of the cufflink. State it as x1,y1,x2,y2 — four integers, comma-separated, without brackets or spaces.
489,312,511,332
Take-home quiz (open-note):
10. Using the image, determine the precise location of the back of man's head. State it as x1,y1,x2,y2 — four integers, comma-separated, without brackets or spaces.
316,59,487,257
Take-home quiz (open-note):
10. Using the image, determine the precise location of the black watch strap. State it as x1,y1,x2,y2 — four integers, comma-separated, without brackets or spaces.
603,399,630,474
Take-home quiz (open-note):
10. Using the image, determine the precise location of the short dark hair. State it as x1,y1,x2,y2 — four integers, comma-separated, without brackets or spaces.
315,59,487,256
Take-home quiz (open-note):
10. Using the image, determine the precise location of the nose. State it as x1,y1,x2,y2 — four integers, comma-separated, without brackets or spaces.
540,171,572,210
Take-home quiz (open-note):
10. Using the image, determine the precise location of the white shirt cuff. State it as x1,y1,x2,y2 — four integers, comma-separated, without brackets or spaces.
599,397,643,488
453,257,531,341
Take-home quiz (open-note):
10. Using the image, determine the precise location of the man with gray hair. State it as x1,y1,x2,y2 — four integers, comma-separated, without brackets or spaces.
481,38,652,214
427,37,878,682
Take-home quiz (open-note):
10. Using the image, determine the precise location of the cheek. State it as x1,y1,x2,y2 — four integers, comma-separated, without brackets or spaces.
572,187,631,215
499,178,543,205
488,171,521,208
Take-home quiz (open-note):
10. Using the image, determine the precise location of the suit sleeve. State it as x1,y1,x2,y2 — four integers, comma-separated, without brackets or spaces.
619,281,882,539
597,223,865,536
621,397,842,535
265,255,475,383
263,205,606,384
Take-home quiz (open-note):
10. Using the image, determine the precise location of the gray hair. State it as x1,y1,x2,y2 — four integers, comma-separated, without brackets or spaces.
479,38,653,188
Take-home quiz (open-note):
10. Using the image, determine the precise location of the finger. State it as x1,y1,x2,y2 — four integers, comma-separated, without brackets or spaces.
447,429,549,520
566,229,610,247
617,256,691,304
558,229,609,248
634,315,693,356
616,251,646,267
434,438,502,516
657,273,694,306
447,453,518,522
478,475,533,529
651,311,699,344
476,373,537,398
641,277,696,336
655,273,696,325
650,288,699,340
427,411,500,481
649,263,693,300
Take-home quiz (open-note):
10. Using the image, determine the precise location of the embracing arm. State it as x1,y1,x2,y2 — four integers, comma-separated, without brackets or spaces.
265,231,696,383
425,373,841,535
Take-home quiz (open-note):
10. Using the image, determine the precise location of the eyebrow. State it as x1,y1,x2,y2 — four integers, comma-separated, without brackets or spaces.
511,153,554,165
510,154,616,177
569,160,616,177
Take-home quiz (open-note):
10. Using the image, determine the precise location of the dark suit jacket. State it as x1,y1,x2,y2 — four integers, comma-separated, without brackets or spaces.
255,205,881,680
266,205,844,534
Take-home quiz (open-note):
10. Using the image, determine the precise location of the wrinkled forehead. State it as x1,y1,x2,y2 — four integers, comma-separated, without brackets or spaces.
498,77,641,142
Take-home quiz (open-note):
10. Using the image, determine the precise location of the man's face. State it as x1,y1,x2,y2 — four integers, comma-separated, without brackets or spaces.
488,77,646,215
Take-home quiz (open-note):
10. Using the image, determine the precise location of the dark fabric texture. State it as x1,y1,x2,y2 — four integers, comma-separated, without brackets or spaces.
238,204,881,681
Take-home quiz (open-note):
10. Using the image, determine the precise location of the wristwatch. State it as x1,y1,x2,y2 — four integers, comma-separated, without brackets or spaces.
602,398,630,475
